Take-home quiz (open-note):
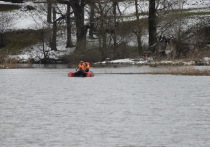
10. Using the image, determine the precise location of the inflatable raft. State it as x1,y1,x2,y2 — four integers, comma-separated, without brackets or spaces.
68,71,94,77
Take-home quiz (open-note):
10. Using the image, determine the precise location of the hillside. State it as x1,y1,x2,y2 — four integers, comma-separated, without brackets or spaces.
0,0,210,65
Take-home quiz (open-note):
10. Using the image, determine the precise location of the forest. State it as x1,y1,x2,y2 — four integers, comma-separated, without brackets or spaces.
0,0,210,64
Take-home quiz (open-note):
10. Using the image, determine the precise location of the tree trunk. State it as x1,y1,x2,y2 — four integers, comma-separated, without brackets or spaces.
99,21,106,60
134,0,143,56
71,0,86,52
51,7,57,51
137,34,142,56
47,0,52,23
0,32,4,48
66,3,74,48
89,1,95,39
113,0,117,59
148,0,157,53
98,3,107,60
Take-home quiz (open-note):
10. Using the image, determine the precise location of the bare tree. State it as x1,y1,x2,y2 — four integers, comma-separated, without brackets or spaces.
89,0,95,39
70,0,88,52
96,1,108,60
47,0,52,23
51,6,57,51
133,0,143,56
112,0,117,59
66,2,74,47
148,0,157,53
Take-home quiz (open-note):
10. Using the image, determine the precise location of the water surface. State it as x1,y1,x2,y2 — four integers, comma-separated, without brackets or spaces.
1,67,210,147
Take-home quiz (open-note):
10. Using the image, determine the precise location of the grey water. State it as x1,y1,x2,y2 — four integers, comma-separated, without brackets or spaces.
1,67,210,147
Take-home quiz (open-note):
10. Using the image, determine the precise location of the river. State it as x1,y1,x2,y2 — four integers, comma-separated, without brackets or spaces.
1,66,210,147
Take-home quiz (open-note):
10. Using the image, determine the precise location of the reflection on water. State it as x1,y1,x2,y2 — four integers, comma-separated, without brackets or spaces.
0,68,210,147
19,64,70,69
19,63,210,71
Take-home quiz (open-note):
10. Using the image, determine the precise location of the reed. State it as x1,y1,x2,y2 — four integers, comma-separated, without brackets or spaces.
143,67,210,76
0,64,32,69
102,67,210,76
163,68,210,76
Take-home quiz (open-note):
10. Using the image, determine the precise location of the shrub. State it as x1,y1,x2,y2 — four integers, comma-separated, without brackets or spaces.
1,0,23,3
2,29,49,55
64,48,102,65
0,4,21,11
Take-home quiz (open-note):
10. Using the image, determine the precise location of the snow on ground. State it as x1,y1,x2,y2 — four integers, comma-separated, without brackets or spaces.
11,43,74,63
185,0,210,9
95,57,210,66
97,58,151,65
1,0,210,64
2,0,210,30
4,1,48,30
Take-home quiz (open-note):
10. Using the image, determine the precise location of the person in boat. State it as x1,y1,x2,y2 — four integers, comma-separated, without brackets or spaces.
75,61,85,77
84,61,90,72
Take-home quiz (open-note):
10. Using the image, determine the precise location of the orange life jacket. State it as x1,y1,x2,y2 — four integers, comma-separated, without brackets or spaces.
84,62,90,69
78,63,85,70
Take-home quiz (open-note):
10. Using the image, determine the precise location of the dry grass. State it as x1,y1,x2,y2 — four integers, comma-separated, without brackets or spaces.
102,67,210,76
161,68,210,76
0,64,32,69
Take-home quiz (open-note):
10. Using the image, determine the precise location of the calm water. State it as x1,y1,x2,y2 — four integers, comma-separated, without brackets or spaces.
1,67,210,147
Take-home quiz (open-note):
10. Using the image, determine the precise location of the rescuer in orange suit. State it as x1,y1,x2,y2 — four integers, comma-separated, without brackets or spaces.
78,61,85,70
84,61,90,72
75,61,85,77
